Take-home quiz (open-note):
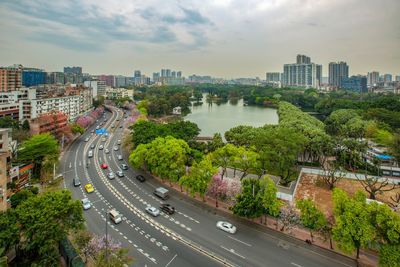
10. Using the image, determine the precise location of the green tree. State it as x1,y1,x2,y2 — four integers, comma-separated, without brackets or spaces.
209,144,238,179
17,133,60,180
0,210,19,254
9,188,37,208
208,133,224,152
259,176,281,223
296,199,327,242
0,116,19,129
21,120,30,131
232,179,263,219
179,159,218,200
332,189,375,259
389,132,400,167
93,247,133,267
379,244,400,267
71,123,85,135
234,146,259,180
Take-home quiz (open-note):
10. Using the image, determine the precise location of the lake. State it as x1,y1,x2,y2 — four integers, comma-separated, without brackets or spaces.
185,94,279,137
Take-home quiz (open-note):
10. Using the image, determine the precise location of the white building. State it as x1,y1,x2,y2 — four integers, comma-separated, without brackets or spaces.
282,55,322,89
105,87,134,99
84,80,106,98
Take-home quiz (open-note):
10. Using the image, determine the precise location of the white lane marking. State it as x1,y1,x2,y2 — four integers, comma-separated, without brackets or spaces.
227,235,252,247
165,254,178,267
220,245,246,259
69,162,72,168
291,263,302,267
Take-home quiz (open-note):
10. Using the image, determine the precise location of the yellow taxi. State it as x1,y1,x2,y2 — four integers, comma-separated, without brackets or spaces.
85,183,94,193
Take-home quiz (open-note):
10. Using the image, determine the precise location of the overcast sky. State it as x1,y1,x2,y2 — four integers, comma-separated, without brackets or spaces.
0,0,399,78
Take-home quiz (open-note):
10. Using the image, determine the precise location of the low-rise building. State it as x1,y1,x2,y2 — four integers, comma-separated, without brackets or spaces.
105,87,134,99
29,110,69,136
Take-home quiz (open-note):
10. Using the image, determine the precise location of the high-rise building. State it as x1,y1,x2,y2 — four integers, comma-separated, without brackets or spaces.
171,71,176,78
22,68,46,87
296,55,311,64
341,75,367,93
177,71,182,78
367,71,379,86
328,62,349,88
84,80,106,98
166,69,171,77
98,75,115,87
266,72,281,82
153,72,160,82
395,75,400,82
115,75,128,87
383,74,392,82
64,66,82,75
161,69,167,77
0,65,22,92
282,55,322,88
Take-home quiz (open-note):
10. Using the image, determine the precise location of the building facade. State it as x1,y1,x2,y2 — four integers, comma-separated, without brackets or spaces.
383,74,392,82
0,65,22,92
266,72,281,82
29,110,69,136
328,62,349,88
22,68,46,87
84,80,106,98
367,71,380,86
64,66,82,75
283,55,322,88
0,128,12,211
341,75,368,93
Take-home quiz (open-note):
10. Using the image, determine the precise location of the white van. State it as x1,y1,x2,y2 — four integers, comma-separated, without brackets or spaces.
88,150,93,158
109,209,122,224
154,187,169,200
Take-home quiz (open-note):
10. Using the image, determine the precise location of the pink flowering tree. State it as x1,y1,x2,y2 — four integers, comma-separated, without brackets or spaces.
207,173,228,207
226,179,241,205
82,234,121,262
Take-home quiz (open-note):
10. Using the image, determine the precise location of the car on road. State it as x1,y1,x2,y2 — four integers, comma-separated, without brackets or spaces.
73,177,81,187
101,163,108,169
108,172,115,180
105,148,110,154
119,125,123,128
90,144,95,149
154,187,169,200
96,125,100,130
145,206,160,217
81,198,91,210
113,146,119,151
117,139,121,145
99,145,104,150
116,171,124,177
91,129,95,133
117,155,123,160
84,137,89,142
160,203,175,215
121,164,128,170
136,175,145,182
85,184,94,193
109,209,122,224
216,221,236,234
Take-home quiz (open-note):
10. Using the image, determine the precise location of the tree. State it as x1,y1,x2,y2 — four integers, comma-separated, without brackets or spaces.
296,199,327,242
16,190,84,265
356,172,398,200
324,109,360,136
209,144,238,178
16,133,60,180
179,159,218,200
232,179,263,219
389,132,400,167
259,176,281,224
9,188,37,208
21,120,30,131
72,230,93,263
71,123,85,135
278,204,299,233
208,133,224,152
0,210,19,254
224,125,257,147
0,116,19,129
379,244,400,267
389,192,400,212
206,174,228,207
233,146,259,180
332,189,375,259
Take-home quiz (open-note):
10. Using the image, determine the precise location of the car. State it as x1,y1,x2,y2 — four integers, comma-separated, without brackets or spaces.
121,164,128,170
81,198,91,210
105,148,110,154
84,137,89,142
101,137,107,142
111,125,115,128
90,144,95,149
117,139,121,145
117,155,123,160
96,125,100,130
73,177,81,187
116,119,120,121
85,184,94,193
119,125,123,128
99,145,104,150
116,171,124,177
109,209,122,224
145,206,160,217
108,172,115,179
91,129,95,133
101,163,108,169
136,175,145,182
216,221,237,234
160,203,175,215
113,146,119,151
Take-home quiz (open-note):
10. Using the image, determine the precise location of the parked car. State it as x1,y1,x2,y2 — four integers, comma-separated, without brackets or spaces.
73,177,81,187
85,184,94,193
116,171,124,177
121,164,128,170
81,198,91,210
101,163,108,169
216,221,237,234
136,175,145,182
160,203,175,215
145,206,160,217
117,155,123,160
108,172,115,180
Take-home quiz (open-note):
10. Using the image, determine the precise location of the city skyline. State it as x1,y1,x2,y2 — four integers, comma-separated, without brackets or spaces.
1,0,399,78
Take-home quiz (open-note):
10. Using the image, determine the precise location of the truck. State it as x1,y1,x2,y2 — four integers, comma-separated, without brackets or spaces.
154,187,169,200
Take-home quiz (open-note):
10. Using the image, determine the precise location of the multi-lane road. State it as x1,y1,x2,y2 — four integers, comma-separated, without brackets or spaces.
61,107,356,267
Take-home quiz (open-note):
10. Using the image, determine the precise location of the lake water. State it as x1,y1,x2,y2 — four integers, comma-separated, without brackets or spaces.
185,94,279,137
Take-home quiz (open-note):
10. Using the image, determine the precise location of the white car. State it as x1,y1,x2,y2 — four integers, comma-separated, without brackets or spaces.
113,146,119,151
145,206,160,217
81,198,91,210
117,155,123,160
216,221,237,234
116,171,124,177
105,148,110,154
117,139,121,145
108,172,115,180
99,145,104,150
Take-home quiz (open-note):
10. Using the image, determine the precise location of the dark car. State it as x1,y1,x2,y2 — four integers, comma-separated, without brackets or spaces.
73,177,81,187
160,203,175,215
136,175,145,182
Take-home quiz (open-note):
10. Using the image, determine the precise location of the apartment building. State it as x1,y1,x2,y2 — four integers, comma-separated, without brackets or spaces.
0,128,12,211
0,65,22,92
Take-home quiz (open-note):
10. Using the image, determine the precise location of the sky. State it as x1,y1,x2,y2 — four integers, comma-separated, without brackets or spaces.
0,0,399,78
